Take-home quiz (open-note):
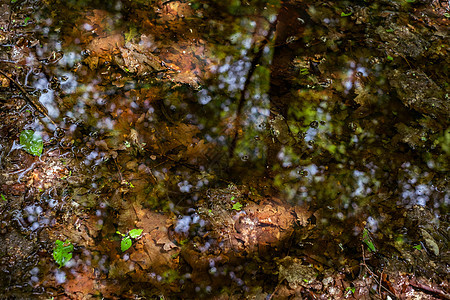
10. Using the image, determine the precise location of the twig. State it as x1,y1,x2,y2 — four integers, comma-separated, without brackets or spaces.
228,20,277,159
0,69,58,128
268,279,283,300
113,157,124,182
379,268,384,297
409,278,450,299
360,245,396,299
162,0,184,5
361,245,378,279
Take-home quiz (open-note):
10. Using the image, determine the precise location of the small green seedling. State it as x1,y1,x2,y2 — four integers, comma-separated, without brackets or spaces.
53,240,73,268
341,12,352,17
117,229,143,252
126,181,135,188
1,194,6,201
345,287,356,294
362,228,376,252
232,202,243,211
413,244,422,250
20,130,43,156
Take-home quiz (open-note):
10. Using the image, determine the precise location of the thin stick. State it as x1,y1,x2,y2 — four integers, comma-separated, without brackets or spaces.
409,279,450,299
361,245,396,298
379,268,383,297
0,69,58,128
268,280,283,300
228,20,277,159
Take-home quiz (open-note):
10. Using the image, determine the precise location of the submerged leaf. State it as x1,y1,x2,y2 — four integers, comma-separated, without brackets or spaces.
53,240,73,268
121,236,132,252
129,228,143,238
362,229,376,252
232,202,243,211
20,130,43,156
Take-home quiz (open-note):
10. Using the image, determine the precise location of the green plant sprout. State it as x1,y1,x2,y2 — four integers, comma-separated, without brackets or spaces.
232,202,243,211
1,194,6,201
117,228,143,252
60,170,72,180
53,240,73,268
345,286,356,294
362,228,376,252
19,130,43,156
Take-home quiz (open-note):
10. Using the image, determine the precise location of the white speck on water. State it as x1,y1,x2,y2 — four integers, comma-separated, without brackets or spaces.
30,222,40,231
175,215,192,233
54,270,66,284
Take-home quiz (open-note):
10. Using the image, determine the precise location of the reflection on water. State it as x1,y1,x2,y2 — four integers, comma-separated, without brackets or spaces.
0,0,448,298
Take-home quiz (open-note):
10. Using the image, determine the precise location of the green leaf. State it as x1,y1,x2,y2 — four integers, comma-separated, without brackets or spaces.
362,229,376,252
387,55,394,61
53,240,73,268
232,202,243,211
341,12,352,17
20,130,43,156
385,28,394,33
444,13,450,18
413,244,422,250
300,68,309,75
129,228,143,238
124,26,138,43
121,236,132,252
1,194,6,201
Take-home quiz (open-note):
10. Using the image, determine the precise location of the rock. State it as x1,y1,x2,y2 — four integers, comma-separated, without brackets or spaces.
389,70,449,121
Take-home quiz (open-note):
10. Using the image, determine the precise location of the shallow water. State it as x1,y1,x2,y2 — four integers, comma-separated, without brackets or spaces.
0,0,448,298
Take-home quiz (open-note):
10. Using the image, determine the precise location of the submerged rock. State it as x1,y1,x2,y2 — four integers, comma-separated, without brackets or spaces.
389,69,449,121
175,185,314,287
